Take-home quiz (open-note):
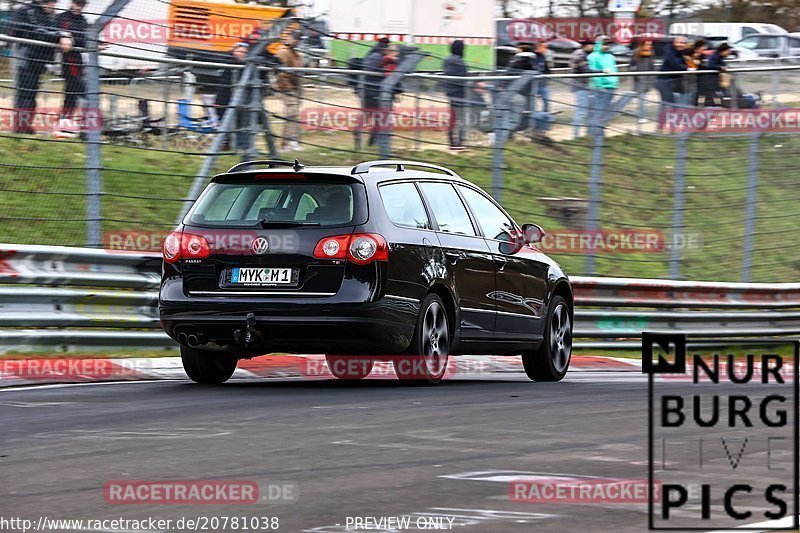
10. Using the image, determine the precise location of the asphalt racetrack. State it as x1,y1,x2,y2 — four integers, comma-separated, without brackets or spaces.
1,370,794,532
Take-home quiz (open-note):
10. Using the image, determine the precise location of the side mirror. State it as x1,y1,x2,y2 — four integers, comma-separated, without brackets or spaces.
521,223,545,244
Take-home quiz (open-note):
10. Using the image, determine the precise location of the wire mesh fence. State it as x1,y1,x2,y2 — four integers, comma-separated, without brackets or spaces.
0,7,799,284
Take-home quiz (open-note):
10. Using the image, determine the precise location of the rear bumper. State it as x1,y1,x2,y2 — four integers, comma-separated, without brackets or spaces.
159,280,418,354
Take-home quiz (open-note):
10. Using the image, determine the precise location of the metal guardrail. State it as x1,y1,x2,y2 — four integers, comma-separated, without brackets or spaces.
0,244,798,352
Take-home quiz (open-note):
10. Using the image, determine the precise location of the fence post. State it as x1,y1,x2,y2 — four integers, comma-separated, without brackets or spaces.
490,85,508,203
244,77,260,161
413,79,421,151
84,0,130,247
354,74,365,152
741,132,761,282
176,21,287,223
669,132,689,280
377,49,425,159
583,133,604,276
490,71,533,203
527,75,539,139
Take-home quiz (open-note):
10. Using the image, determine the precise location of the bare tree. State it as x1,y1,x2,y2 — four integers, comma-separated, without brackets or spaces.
498,0,523,18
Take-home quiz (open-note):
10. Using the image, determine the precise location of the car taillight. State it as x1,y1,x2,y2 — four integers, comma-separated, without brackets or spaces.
313,233,388,264
348,233,388,264
182,233,211,259
163,231,182,263
162,231,210,263
313,235,349,259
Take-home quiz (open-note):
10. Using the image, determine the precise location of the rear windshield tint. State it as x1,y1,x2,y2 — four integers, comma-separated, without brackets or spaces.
185,180,367,227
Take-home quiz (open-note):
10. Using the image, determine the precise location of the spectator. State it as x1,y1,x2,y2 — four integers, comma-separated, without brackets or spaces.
215,42,247,109
533,41,552,113
58,35,83,120
215,42,249,148
656,36,688,109
361,37,390,146
55,0,87,47
685,38,709,104
569,39,595,139
56,0,88,121
697,43,731,107
587,35,618,134
629,39,654,123
443,39,468,151
275,30,303,152
10,0,62,134
381,44,399,74
508,43,535,71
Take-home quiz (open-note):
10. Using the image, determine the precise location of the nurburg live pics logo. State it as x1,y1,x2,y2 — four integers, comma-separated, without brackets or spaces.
644,333,799,530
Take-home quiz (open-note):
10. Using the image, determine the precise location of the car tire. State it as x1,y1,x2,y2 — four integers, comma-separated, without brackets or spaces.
325,355,374,380
393,293,450,385
180,346,238,384
522,295,572,382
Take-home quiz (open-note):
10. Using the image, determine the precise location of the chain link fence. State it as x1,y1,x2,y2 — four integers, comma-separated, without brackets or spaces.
0,8,799,284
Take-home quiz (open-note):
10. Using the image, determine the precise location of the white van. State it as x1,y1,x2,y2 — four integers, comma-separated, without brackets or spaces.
668,22,787,44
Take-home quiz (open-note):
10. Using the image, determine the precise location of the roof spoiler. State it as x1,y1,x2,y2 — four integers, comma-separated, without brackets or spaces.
227,159,305,173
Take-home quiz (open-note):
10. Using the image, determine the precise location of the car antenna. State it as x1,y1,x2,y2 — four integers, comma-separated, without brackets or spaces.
293,159,305,172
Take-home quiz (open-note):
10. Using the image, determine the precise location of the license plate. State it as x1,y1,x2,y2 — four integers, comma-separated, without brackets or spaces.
228,267,297,286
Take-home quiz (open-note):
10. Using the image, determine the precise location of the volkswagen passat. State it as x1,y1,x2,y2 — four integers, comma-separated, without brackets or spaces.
159,160,573,384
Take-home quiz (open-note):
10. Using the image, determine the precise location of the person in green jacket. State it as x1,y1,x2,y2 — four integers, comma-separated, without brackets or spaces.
586,36,619,135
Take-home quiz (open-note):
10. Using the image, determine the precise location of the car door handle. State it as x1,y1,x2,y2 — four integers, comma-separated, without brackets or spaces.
445,251,463,263
494,256,508,270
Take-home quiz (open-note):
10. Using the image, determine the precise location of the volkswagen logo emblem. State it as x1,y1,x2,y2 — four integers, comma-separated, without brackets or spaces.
251,237,270,255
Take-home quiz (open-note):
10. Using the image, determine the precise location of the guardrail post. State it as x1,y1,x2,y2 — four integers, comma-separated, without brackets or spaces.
741,132,761,282
669,132,689,280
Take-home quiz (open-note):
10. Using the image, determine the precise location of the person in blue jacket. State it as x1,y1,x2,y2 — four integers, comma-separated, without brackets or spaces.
587,35,618,135
656,36,688,108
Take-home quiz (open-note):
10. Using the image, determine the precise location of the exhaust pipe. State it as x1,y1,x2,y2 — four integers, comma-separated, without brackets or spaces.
186,333,206,347
176,332,188,344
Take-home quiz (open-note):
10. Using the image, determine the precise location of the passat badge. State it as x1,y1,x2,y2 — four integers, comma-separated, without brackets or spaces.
251,237,270,255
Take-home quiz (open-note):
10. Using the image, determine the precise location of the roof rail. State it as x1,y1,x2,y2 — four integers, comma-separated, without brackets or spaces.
227,159,305,173
351,160,458,177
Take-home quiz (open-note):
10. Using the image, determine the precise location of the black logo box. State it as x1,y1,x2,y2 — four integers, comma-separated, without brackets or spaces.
644,333,800,531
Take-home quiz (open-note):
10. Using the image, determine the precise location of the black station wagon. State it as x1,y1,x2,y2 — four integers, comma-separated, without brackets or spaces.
159,160,573,384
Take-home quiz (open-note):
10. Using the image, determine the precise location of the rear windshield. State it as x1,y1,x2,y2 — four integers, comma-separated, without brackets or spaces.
185,180,367,227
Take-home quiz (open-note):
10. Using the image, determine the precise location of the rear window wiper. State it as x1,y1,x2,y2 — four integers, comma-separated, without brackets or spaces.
259,219,321,228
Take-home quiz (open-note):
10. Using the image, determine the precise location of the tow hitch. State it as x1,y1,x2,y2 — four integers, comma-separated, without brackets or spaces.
234,313,263,347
